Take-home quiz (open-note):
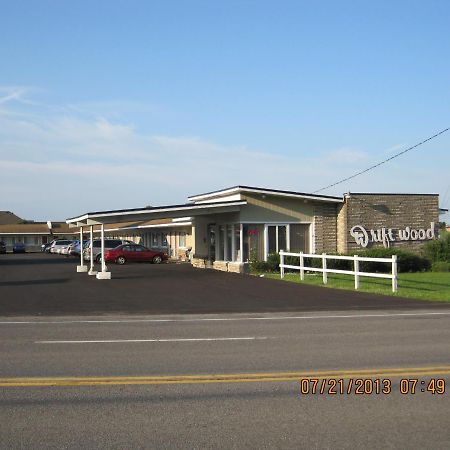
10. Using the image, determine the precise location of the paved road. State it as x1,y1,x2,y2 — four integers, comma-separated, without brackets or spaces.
0,253,448,316
1,311,450,449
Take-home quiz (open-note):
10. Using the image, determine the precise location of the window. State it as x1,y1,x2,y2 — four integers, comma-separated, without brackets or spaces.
268,225,287,254
243,224,264,261
289,224,310,253
179,232,186,248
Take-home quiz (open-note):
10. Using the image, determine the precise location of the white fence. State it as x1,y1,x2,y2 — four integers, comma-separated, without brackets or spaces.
279,251,398,292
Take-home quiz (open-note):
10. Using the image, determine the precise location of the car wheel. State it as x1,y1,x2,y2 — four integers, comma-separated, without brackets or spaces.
95,254,102,263
152,255,163,264
116,256,126,265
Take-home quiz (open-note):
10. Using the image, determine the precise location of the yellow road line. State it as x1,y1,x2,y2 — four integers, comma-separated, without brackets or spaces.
1,365,450,387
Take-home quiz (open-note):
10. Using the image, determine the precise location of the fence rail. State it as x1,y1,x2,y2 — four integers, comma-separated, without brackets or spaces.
279,251,398,292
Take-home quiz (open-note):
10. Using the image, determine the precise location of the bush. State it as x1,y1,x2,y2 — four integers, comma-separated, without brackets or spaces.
424,230,450,263
431,261,450,272
355,248,430,273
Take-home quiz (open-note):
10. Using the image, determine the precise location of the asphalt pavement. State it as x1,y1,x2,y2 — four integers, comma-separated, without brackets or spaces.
0,253,448,316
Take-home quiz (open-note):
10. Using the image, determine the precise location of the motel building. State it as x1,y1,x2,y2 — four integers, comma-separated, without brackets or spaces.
65,185,444,280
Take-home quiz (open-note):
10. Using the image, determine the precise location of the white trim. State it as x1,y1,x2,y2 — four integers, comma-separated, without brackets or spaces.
239,224,244,263
104,222,192,232
188,187,343,203
234,220,312,225
286,224,290,251
263,225,268,261
172,217,192,222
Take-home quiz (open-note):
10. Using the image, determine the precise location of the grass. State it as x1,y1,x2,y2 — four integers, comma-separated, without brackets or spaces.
255,271,450,302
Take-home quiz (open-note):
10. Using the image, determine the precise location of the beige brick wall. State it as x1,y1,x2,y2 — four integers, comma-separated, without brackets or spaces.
336,203,348,253
313,203,338,253
343,194,439,252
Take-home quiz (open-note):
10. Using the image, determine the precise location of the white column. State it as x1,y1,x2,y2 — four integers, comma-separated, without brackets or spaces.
96,223,111,279
76,227,88,272
231,224,236,262
263,225,268,261
239,224,244,263
286,224,290,251
88,225,97,276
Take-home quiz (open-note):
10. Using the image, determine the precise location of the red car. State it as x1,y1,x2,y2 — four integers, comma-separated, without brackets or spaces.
104,244,168,265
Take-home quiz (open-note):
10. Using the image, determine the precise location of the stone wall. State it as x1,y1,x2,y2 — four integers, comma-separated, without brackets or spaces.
340,194,439,252
313,203,338,253
192,257,247,273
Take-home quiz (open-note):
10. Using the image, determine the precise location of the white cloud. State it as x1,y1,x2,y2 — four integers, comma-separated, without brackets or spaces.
0,89,449,222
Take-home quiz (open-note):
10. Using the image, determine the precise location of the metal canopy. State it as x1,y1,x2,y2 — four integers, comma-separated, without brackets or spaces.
66,200,247,227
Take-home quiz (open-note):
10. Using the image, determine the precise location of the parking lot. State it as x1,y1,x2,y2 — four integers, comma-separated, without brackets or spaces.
1,253,449,317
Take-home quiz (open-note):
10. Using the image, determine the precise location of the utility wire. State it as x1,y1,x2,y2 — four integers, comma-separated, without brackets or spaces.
313,127,450,193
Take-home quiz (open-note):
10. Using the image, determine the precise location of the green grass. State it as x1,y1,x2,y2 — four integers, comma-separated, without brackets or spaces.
255,271,450,302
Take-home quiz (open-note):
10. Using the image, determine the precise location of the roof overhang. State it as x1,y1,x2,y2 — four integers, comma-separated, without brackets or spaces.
67,200,247,227
188,185,343,204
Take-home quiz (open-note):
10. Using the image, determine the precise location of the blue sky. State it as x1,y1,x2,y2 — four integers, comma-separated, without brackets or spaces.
0,0,449,221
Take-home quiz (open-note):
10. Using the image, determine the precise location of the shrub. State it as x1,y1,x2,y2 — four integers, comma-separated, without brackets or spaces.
248,250,270,272
424,230,450,263
266,253,281,271
431,261,450,272
355,248,430,273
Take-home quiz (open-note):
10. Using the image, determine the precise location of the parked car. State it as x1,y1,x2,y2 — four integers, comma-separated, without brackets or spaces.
68,240,88,256
104,244,169,265
41,241,54,252
0,241,6,254
83,239,133,263
49,240,73,254
13,242,26,253
60,241,75,255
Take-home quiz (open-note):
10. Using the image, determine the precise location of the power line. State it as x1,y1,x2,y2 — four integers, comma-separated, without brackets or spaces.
313,127,450,193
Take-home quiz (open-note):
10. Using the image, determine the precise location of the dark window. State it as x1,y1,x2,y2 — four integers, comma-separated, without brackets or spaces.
289,224,310,252
268,226,277,254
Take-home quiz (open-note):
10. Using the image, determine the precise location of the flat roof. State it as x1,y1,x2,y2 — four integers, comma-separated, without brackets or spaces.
347,192,439,196
188,185,343,203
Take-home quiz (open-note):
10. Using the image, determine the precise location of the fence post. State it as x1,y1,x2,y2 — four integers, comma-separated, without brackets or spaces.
280,251,285,279
392,255,398,292
299,252,305,281
322,253,327,284
354,255,360,290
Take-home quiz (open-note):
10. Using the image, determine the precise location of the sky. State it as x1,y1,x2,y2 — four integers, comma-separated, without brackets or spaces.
0,0,449,222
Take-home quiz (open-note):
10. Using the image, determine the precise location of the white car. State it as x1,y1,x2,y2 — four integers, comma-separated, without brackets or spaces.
50,240,73,254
